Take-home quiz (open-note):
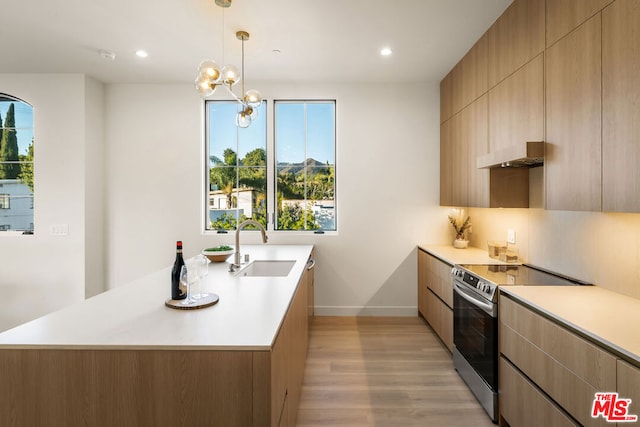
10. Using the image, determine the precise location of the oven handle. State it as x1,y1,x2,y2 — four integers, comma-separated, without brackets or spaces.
453,281,497,317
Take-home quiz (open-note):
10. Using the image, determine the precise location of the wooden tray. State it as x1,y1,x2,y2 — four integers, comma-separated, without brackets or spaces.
165,293,219,310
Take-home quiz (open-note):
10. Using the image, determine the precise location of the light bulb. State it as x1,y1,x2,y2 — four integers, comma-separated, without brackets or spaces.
243,89,262,108
195,74,215,97
221,64,240,86
236,110,252,128
198,60,221,82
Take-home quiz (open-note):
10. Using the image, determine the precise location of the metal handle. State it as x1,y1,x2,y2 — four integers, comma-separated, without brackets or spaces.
306,258,316,270
453,281,496,317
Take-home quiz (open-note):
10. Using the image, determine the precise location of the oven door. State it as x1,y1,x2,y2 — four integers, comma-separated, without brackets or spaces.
453,281,498,392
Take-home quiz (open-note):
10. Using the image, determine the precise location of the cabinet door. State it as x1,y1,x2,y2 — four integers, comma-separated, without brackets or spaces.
488,0,544,88
545,14,602,211
488,54,543,155
602,0,640,212
425,289,453,352
546,0,614,48
427,254,453,309
440,113,468,207
440,71,454,124
463,95,490,208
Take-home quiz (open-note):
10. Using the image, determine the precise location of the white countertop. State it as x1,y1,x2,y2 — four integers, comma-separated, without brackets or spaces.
501,286,640,367
0,245,313,351
418,244,515,266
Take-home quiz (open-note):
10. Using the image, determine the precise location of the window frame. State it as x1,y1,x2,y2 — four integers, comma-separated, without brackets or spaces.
203,98,337,235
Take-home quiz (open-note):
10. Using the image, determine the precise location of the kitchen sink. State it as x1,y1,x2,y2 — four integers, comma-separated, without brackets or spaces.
235,260,296,277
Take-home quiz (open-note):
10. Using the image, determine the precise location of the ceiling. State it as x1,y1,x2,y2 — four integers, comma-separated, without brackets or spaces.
0,0,511,85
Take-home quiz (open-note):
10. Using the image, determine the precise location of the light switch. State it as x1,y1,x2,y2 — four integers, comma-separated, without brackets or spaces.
507,229,516,244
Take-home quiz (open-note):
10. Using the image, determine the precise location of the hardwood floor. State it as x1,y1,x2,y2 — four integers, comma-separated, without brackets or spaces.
296,316,495,427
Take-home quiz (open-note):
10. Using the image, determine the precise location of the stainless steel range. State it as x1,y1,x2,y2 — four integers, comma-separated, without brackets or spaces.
450,264,589,423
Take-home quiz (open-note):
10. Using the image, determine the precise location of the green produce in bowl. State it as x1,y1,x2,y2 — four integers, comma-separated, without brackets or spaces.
204,245,233,252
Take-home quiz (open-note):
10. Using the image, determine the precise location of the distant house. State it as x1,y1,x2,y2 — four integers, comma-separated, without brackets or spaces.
0,179,34,232
208,188,254,222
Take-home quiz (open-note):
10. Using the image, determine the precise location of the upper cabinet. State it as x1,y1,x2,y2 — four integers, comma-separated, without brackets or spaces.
440,96,489,208
488,53,544,156
602,0,640,212
487,0,545,88
440,34,488,124
545,14,602,211
546,0,614,47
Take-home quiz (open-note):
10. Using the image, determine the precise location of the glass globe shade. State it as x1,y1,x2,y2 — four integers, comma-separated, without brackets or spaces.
198,60,220,82
195,74,215,97
247,105,258,120
221,64,240,86
243,89,262,108
236,110,252,128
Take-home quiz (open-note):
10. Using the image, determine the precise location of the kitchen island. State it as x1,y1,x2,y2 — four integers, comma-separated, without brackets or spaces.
0,244,314,427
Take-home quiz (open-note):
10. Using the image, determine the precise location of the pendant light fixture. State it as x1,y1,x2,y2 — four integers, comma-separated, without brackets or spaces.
194,1,262,128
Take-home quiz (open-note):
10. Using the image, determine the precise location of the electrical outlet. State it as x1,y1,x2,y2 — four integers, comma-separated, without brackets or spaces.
49,224,69,236
507,229,516,244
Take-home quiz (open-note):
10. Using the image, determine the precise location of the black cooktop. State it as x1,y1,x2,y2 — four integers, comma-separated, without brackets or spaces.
458,264,588,286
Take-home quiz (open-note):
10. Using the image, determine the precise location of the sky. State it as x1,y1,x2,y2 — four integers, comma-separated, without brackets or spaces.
208,100,335,165
0,99,33,155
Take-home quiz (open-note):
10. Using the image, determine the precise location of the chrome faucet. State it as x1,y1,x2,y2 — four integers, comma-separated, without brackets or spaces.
229,220,268,272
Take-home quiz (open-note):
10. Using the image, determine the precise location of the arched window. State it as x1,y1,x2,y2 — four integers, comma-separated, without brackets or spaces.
0,94,34,234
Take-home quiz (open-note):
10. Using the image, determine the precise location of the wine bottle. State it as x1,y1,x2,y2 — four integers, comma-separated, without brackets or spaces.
171,241,187,300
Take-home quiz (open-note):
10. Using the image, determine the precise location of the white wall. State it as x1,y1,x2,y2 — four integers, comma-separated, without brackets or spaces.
105,81,449,315
0,74,104,332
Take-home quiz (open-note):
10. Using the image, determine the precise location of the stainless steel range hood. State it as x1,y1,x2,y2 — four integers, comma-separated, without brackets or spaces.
476,141,544,169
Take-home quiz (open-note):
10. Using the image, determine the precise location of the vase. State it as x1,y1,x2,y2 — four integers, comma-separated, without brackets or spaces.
453,239,469,249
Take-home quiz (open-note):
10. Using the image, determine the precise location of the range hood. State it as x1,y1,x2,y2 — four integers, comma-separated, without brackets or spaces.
477,141,544,169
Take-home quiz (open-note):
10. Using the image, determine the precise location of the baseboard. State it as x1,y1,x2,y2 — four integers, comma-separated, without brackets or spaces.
314,306,418,316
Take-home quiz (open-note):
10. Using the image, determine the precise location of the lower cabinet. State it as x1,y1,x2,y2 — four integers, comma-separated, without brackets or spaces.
270,268,309,427
417,248,453,352
499,294,638,427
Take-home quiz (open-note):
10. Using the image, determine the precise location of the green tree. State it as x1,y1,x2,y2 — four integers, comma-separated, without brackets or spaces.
0,104,20,179
17,140,34,192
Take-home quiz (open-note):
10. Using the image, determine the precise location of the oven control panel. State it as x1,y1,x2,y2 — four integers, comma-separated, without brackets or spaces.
451,267,497,301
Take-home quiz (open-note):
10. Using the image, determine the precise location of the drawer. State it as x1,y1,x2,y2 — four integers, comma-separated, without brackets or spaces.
617,360,640,415
500,296,616,426
500,357,578,427
425,289,453,352
426,254,453,308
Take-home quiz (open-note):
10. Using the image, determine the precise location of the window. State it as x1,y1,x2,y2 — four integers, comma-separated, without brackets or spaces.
0,94,34,234
205,99,336,233
206,101,267,231
275,101,336,231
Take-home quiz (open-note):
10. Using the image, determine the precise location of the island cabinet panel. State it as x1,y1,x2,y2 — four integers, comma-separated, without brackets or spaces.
417,248,429,318
545,13,602,211
0,349,255,427
487,0,544,88
546,0,614,48
602,0,640,212
499,295,616,427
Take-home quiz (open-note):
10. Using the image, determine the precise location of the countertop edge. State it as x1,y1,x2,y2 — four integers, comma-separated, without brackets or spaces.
500,287,640,368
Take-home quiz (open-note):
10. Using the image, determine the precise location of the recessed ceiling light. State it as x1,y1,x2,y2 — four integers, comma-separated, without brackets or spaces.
380,47,392,56
135,50,148,58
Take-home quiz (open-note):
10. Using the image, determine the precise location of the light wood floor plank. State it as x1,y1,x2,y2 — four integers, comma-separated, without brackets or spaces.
296,316,495,426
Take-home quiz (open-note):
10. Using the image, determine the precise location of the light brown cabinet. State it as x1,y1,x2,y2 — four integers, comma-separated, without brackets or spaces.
487,0,544,88
617,360,640,411
417,249,453,352
546,0,614,48
545,13,602,211
440,95,489,208
500,295,619,427
602,0,640,212
488,54,543,157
